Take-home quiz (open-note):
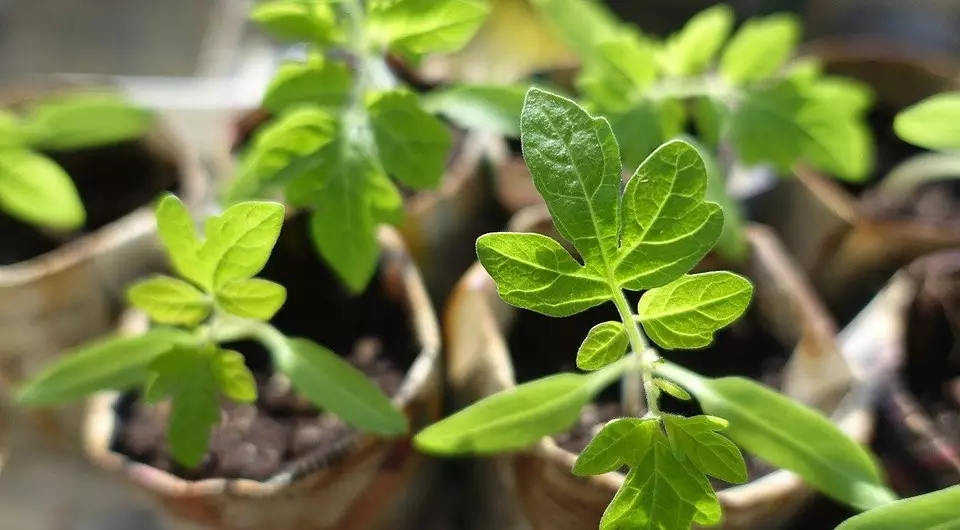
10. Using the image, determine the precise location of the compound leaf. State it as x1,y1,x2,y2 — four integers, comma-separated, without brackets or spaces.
127,275,210,326
576,321,629,371
572,418,656,476
215,278,286,320
367,90,451,190
0,149,84,230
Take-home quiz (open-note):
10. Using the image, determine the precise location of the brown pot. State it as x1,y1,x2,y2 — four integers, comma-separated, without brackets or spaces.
83,222,442,530
0,83,207,447
444,204,875,530
750,43,960,323
856,250,960,497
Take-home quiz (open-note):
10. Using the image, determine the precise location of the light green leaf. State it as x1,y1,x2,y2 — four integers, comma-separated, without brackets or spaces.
616,140,724,290
0,110,22,147
127,275,210,326
836,485,960,530
287,127,386,293
797,102,874,183
212,349,257,403
199,201,285,289
637,271,753,349
155,194,206,287
806,76,874,115
414,373,602,455
601,432,721,529
572,418,656,476
250,0,341,45
578,33,657,112
368,0,490,55
215,278,286,320
0,149,84,230
21,92,153,150
527,0,621,65
894,92,960,151
654,378,691,401
661,4,734,77
420,84,526,138
273,337,407,436
262,59,350,113
693,97,727,149
15,328,194,406
367,90,451,190
576,321,628,371
232,106,335,199
663,414,747,484
656,362,898,512
519,88,622,272
475,232,610,317
719,14,801,84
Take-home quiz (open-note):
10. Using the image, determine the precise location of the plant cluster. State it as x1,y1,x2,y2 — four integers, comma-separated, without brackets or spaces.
229,0,527,293
0,91,153,231
414,88,895,530
15,195,406,466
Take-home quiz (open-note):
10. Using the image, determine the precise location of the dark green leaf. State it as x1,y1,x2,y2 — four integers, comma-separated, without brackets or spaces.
608,100,672,169
21,91,153,150
572,418,656,476
663,414,747,484
894,92,960,151
367,90,451,190
420,84,526,138
212,349,257,403
262,59,350,113
199,201,285,289
693,97,727,149
166,361,221,467
127,275,211,326
836,485,959,530
155,194,206,287
249,0,341,45
719,14,801,83
274,337,407,436
0,149,84,230
576,321,629,371
368,0,490,55
215,278,286,320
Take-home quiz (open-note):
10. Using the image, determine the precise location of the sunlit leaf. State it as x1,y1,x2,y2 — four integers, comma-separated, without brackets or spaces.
663,414,747,484
250,0,341,45
199,201,285,289
155,194,206,287
368,0,490,55
576,321,628,371
0,149,84,230
572,418,656,476
262,59,350,113
367,90,451,190
719,14,801,83
215,278,286,320
212,349,257,403
661,4,734,77
127,275,210,326
894,92,960,151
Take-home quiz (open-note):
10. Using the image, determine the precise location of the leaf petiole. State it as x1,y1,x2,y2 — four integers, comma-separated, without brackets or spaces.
610,287,661,419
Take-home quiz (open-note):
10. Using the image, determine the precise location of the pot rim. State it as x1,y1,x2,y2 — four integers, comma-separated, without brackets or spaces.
83,224,441,499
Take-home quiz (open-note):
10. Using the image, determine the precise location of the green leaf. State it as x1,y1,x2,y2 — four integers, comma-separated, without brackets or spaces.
127,275,211,326
262,59,350,113
572,418,657,476
616,140,724,290
367,90,451,190
894,92,960,151
215,278,286,320
527,0,621,65
21,91,153,150
0,149,84,230
836,485,960,530
368,0,490,55
693,97,728,149
661,4,734,77
608,99,676,169
15,328,194,406
287,126,386,293
273,337,407,436
415,373,604,455
600,431,721,529
637,271,753,349
475,232,610,317
249,0,341,45
576,321,628,371
420,84,526,138
663,414,747,484
654,378,691,401
806,76,874,115
199,201,285,289
0,110,22,147
155,194,206,287
656,362,897,512
212,349,257,403
578,33,657,112
160,348,221,468
719,14,801,84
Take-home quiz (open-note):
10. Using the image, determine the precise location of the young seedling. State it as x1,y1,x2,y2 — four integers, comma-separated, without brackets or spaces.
15,194,407,467
230,0,526,293
0,91,153,232
414,88,895,529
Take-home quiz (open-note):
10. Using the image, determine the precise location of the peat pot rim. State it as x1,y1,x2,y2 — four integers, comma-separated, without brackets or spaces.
446,204,874,526
0,83,207,287
82,224,441,500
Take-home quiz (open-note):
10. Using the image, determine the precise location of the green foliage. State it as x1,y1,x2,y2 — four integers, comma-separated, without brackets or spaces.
0,91,153,231
16,194,407,467
894,92,960,151
414,88,896,529
236,0,505,292
834,485,960,530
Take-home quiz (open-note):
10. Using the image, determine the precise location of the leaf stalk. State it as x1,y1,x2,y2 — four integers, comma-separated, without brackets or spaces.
611,288,660,419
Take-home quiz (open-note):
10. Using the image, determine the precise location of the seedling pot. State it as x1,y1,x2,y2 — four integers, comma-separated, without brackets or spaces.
750,44,960,323
0,83,206,447
858,250,960,497
444,205,873,530
83,220,442,530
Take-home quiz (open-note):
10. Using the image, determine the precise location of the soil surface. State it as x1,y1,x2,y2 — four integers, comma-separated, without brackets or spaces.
111,213,419,481
0,139,180,265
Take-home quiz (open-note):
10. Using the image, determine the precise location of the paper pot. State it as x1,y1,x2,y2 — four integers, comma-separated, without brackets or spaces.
83,223,442,530
444,204,875,530
0,84,207,447
750,45,960,322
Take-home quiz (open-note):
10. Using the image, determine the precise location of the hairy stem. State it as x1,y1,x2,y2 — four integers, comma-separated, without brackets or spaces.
611,289,661,418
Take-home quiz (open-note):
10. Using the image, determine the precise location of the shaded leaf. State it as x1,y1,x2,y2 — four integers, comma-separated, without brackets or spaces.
572,418,656,476
720,14,801,83
420,84,526,138
0,149,84,230
161,348,221,467
894,92,960,151
199,201,285,289
262,59,350,113
215,278,286,320
127,275,210,326
367,90,451,190
21,91,153,150
576,321,629,371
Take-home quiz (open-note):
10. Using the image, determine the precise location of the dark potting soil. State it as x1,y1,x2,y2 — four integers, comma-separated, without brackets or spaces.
507,287,790,487
111,213,419,481
0,140,180,265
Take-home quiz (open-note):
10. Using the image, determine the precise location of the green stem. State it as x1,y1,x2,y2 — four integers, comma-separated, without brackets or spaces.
611,289,660,419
